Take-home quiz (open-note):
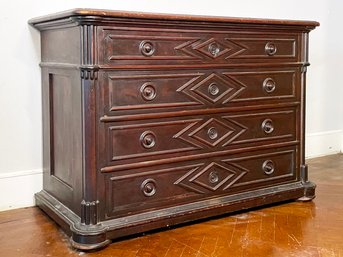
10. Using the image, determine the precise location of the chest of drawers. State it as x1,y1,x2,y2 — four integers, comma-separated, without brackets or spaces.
29,9,319,250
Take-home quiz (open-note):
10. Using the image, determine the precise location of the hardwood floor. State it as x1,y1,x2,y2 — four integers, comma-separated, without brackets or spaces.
1,154,342,257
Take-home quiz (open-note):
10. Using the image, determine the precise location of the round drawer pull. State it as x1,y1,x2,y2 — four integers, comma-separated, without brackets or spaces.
140,131,156,149
265,42,277,56
262,160,275,175
209,171,219,184
261,119,274,134
207,127,218,140
208,83,220,96
141,179,157,197
140,41,155,56
263,78,276,93
208,42,220,57
140,83,156,101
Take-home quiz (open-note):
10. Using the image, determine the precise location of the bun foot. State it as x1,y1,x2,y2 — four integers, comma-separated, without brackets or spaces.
297,181,316,202
70,232,110,250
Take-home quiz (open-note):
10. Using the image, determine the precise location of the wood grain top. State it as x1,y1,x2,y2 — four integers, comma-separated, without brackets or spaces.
29,8,320,28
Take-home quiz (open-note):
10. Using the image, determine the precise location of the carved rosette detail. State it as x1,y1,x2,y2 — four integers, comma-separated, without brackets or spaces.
141,179,157,197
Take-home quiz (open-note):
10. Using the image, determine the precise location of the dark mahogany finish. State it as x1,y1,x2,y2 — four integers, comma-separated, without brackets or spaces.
29,9,319,250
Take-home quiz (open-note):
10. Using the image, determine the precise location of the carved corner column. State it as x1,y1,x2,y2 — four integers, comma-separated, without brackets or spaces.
69,24,110,250
297,32,316,202
80,24,99,223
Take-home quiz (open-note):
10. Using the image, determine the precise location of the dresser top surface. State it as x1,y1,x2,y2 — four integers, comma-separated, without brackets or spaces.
29,8,319,29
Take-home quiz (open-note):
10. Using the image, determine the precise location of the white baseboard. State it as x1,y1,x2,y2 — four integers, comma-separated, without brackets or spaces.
0,169,43,211
0,130,341,211
305,130,342,159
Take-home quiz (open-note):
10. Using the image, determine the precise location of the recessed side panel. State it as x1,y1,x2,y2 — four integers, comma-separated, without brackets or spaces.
49,73,74,188
41,67,83,214
41,26,81,65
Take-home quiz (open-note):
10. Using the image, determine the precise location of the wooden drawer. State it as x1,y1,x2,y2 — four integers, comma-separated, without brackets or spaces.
104,146,298,218
99,108,297,170
99,68,298,116
98,27,299,66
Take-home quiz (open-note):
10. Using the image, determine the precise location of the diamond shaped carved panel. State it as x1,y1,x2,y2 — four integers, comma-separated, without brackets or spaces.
175,38,246,60
178,73,246,105
174,162,248,194
189,118,236,147
190,73,245,104
174,117,247,148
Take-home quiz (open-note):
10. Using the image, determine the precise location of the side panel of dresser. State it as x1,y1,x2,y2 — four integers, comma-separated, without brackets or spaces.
38,27,83,218
37,25,113,248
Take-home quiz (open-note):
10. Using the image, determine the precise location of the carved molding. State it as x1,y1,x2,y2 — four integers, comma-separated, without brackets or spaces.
81,200,99,225
174,117,247,148
174,149,296,194
81,24,99,81
175,37,247,60
174,162,248,193
301,65,308,73
81,25,96,66
178,72,247,105
300,164,309,184
81,67,99,80
105,34,297,63
108,73,202,112
107,116,248,163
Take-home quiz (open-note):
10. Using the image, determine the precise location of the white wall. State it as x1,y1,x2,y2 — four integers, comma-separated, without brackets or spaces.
0,0,342,210
305,0,343,158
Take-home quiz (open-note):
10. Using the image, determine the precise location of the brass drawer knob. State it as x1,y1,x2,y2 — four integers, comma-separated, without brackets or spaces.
262,160,275,175
140,83,156,101
207,127,218,140
262,119,274,134
140,41,155,56
265,42,277,56
208,83,220,96
141,179,157,197
140,131,156,149
208,42,220,57
263,78,276,93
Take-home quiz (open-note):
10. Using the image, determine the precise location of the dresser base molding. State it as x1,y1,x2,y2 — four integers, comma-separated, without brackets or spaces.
35,181,315,250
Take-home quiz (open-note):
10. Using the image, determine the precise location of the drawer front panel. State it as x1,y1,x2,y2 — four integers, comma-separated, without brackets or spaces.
98,27,299,66
100,69,298,116
104,147,297,218
100,108,297,168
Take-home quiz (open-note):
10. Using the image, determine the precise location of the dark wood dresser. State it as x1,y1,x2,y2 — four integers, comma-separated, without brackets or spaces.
29,9,319,250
